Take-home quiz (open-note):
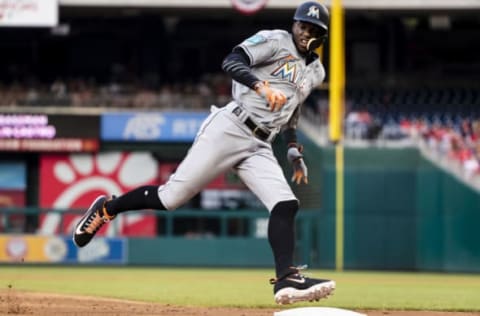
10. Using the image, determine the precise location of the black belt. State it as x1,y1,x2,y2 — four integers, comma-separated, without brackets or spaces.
232,106,271,142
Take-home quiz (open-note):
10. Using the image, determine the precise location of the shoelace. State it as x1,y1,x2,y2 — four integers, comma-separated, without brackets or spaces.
83,211,112,234
270,264,308,284
82,196,117,234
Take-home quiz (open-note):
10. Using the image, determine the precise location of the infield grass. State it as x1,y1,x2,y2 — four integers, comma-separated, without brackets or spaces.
1,266,479,311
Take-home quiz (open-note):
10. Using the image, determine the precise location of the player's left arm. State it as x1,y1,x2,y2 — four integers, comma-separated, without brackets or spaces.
283,107,308,185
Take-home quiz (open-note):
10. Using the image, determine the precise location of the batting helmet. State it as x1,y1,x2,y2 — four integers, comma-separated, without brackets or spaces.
293,1,329,32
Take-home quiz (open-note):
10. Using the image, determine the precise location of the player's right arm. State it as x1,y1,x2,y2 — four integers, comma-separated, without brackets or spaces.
222,47,286,112
221,47,259,90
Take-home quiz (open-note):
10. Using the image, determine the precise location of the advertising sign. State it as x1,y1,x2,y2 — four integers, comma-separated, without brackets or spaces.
0,139,98,152
38,152,159,237
0,0,58,27
0,113,100,138
0,113,99,152
0,235,126,264
101,112,208,142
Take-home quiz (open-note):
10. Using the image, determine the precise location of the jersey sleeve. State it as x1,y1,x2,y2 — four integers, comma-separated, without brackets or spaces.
237,30,281,66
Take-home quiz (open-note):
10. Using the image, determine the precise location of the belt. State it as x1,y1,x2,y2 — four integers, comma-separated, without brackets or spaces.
232,106,271,142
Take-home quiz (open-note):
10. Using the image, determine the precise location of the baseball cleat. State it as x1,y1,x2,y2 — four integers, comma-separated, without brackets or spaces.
271,267,335,305
72,195,115,248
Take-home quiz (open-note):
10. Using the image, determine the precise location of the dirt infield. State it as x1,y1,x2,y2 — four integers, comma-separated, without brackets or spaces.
1,290,479,316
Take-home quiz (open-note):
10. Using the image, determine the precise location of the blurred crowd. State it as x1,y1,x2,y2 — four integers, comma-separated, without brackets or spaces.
0,73,231,110
341,109,480,180
1,78,480,181
408,118,480,179
340,87,480,180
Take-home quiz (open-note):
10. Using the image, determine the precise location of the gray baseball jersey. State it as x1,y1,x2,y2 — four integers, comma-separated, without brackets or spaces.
233,30,325,130
158,29,325,212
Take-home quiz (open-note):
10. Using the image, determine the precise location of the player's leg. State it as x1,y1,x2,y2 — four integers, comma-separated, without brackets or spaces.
72,184,164,247
73,108,251,247
236,147,298,275
236,145,335,304
155,108,253,211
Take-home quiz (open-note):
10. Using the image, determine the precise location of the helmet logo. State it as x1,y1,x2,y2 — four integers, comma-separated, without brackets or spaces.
307,6,320,19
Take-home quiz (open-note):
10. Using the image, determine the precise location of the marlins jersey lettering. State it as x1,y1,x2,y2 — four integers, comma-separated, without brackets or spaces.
232,30,325,128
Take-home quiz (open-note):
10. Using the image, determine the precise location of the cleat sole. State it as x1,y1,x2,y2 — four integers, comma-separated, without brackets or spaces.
274,280,335,305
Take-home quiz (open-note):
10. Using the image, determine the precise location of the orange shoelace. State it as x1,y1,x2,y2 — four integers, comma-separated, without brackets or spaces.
83,200,116,234
84,212,106,234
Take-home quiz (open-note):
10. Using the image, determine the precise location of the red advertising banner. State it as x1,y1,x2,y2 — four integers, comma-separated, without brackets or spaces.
38,152,160,237
0,138,98,152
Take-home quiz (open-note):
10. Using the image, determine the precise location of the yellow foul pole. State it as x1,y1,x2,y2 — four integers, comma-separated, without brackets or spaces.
328,0,345,271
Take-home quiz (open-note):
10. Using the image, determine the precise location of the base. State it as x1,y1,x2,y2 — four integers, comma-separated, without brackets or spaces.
274,307,367,316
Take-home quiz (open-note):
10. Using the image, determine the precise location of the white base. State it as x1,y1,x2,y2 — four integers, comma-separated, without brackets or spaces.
274,307,367,316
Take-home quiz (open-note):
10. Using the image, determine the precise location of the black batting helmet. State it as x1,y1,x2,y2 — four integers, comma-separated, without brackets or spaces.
293,1,329,32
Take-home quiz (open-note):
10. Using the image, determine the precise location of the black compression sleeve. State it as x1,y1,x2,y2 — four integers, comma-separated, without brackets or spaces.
269,200,299,277
221,47,261,90
105,185,166,215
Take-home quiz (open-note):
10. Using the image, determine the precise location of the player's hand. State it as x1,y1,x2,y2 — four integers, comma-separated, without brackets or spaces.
254,81,287,112
287,144,308,185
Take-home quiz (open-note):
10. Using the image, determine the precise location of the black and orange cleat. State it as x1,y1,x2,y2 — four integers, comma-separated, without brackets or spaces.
72,195,116,248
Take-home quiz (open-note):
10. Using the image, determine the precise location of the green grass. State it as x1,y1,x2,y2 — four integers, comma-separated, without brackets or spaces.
1,266,479,311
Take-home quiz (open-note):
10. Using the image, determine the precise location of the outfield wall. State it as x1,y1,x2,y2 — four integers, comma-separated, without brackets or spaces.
96,152,480,273
1,147,479,272
316,147,480,272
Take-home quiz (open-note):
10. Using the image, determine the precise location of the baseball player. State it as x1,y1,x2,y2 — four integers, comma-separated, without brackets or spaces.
73,1,335,305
